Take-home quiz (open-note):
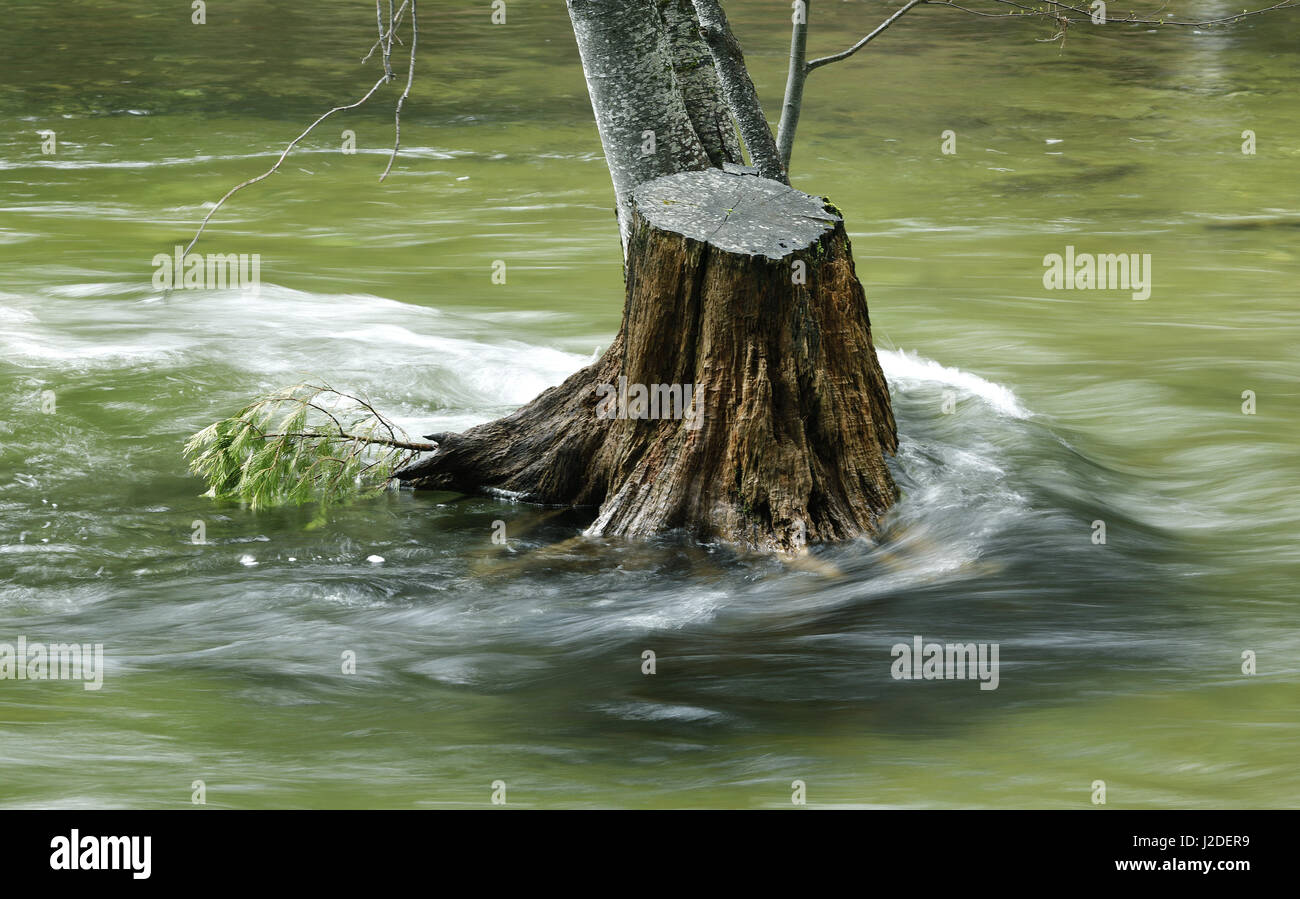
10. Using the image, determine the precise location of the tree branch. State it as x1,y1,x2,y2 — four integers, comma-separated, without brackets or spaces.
362,0,409,62
184,383,438,510
807,0,1300,77
776,0,810,170
380,0,418,182
780,0,1297,167
691,0,788,183
181,73,391,257
182,2,420,257
375,0,393,79
265,431,438,452
806,0,927,72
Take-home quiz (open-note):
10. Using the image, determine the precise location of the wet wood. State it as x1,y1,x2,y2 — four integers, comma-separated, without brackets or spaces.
398,170,898,552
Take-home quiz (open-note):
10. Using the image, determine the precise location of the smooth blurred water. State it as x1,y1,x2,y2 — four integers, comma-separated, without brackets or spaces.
0,1,1297,808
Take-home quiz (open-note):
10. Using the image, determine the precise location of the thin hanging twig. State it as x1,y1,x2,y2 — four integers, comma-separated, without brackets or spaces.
381,0,418,182
182,1,419,256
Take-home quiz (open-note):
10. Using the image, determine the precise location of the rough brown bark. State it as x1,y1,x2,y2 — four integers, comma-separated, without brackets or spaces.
397,170,897,552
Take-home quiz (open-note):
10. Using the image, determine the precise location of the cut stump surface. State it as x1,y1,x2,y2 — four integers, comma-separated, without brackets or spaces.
398,170,898,552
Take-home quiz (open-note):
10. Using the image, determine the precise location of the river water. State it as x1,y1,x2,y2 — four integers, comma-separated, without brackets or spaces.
1,1,1297,807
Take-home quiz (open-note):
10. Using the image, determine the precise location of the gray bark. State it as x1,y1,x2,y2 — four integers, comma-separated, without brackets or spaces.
566,0,712,251
654,0,744,169
776,0,809,170
690,0,787,184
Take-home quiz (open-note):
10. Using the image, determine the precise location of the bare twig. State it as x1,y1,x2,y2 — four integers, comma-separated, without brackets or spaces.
264,431,438,452
380,0,418,182
376,0,392,79
805,0,1300,75
183,1,421,256
181,74,391,257
384,0,396,69
780,0,1297,167
806,0,928,72
362,0,409,62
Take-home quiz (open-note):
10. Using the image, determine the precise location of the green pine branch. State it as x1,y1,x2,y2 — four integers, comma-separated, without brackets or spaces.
183,383,437,511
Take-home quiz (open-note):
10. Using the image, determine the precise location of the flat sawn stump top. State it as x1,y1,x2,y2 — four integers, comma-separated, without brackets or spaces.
633,169,841,260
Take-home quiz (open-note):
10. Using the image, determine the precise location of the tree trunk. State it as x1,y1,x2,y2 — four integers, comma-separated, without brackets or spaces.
398,170,898,552
776,0,809,170
691,0,787,184
566,0,714,251
655,0,744,170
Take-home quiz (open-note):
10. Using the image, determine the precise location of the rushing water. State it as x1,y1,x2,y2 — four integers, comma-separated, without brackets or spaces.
1,1,1297,808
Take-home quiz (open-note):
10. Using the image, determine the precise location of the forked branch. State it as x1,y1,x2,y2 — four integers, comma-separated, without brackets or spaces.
182,0,420,257
776,0,1298,167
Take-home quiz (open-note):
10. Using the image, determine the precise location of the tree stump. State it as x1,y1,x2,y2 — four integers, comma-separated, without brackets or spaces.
397,169,898,552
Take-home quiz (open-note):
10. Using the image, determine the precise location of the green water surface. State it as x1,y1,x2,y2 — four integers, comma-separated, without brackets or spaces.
0,0,1297,808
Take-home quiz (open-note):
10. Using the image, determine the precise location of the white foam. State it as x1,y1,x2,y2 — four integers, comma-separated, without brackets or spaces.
1,283,588,410
880,348,1031,419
